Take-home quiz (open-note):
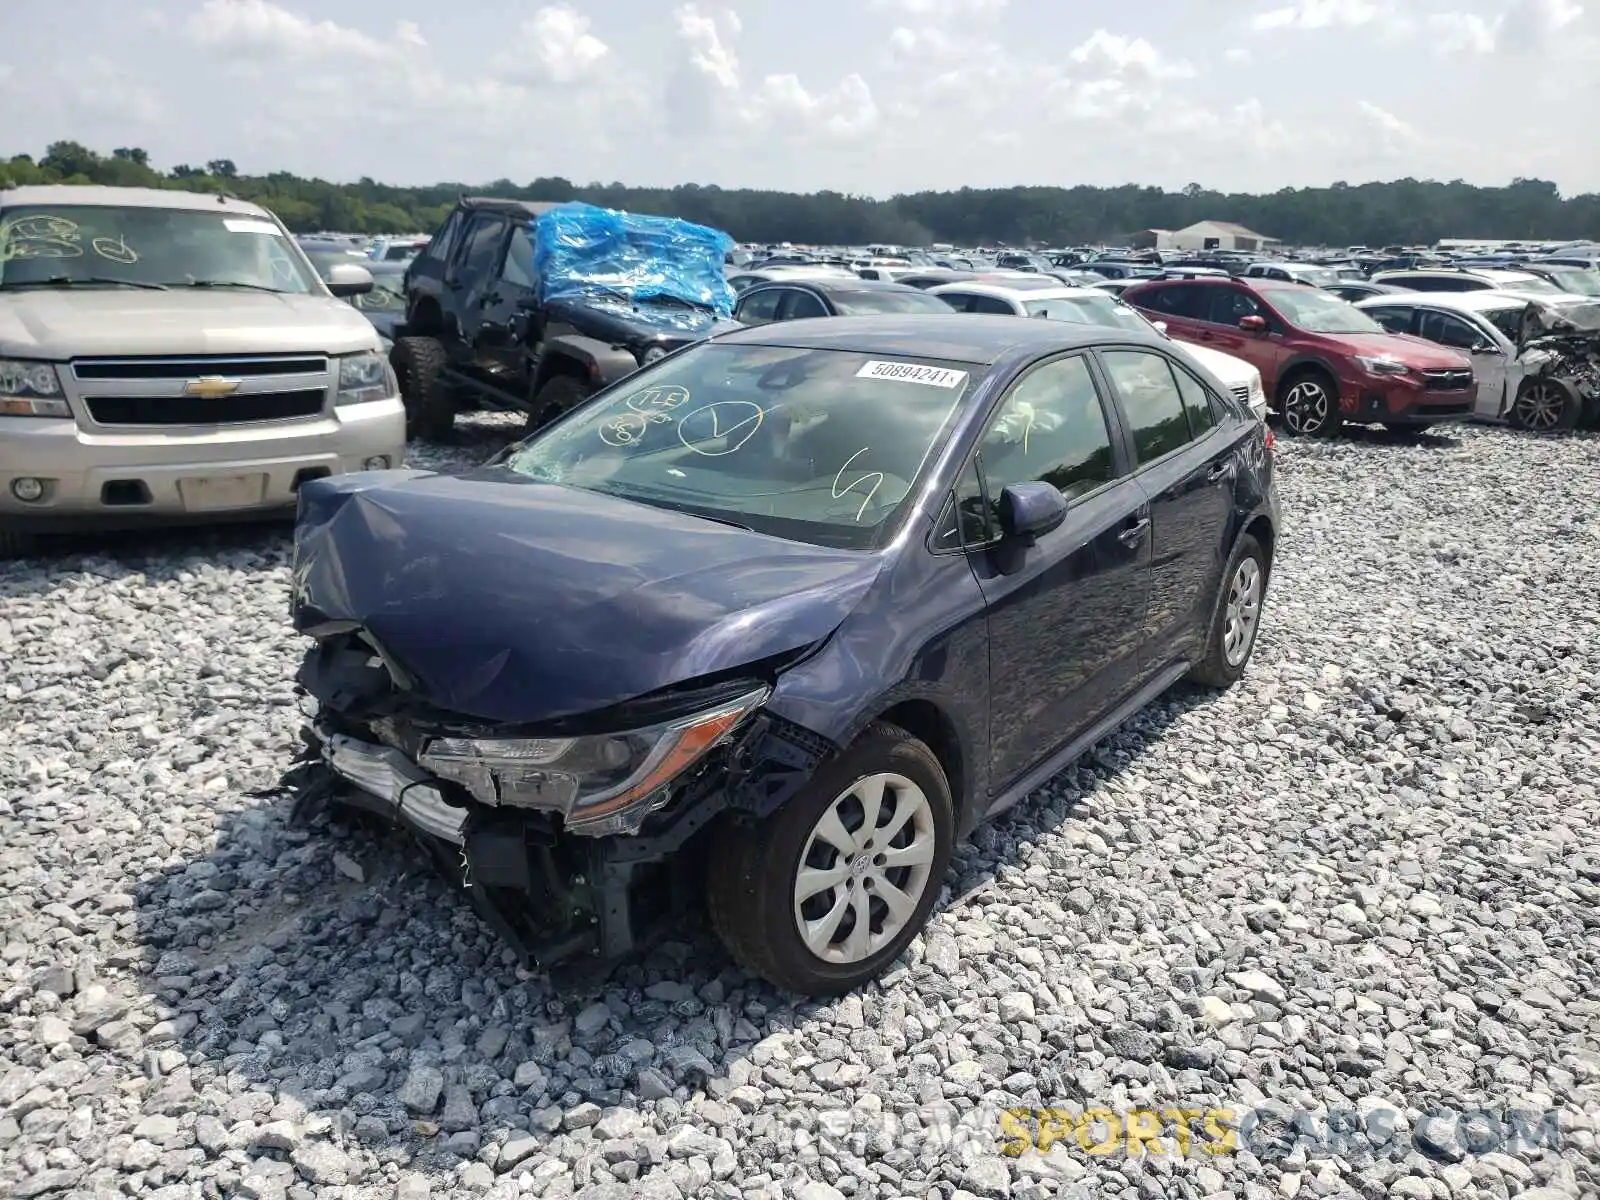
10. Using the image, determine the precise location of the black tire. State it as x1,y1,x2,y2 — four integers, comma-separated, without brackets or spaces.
1507,378,1580,433
707,722,955,996
390,336,454,441
1188,533,1268,688
0,528,35,560
1276,369,1342,438
527,373,593,432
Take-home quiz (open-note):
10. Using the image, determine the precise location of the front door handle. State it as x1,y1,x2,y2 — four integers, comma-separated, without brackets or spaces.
1118,517,1151,547
1205,461,1232,482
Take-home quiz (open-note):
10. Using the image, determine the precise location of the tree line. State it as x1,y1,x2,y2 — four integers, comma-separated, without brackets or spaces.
3,141,1596,249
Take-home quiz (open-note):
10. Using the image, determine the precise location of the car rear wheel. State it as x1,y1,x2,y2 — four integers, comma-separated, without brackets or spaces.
1508,378,1579,433
1188,533,1268,688
1278,372,1342,437
528,373,593,432
391,336,454,441
707,722,954,996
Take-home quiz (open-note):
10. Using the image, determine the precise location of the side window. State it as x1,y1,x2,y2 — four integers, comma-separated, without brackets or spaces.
1417,311,1483,350
1101,349,1194,464
931,456,993,551
499,225,536,288
782,290,828,320
735,289,783,325
935,291,975,311
1208,286,1266,326
1366,306,1414,334
1142,285,1206,319
970,294,1018,315
977,355,1117,507
459,216,507,278
728,275,758,292
1172,363,1219,436
427,210,464,264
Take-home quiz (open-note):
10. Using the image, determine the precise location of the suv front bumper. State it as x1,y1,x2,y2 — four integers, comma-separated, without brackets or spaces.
0,397,405,533
1348,382,1475,426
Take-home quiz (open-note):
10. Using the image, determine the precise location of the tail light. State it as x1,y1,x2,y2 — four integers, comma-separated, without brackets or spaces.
1263,428,1275,452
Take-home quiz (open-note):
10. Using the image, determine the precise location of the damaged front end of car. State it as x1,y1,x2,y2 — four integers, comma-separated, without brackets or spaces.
285,628,835,969
1518,299,1600,421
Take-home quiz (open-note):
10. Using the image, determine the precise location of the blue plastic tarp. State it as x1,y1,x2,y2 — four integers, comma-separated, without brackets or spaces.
531,202,736,318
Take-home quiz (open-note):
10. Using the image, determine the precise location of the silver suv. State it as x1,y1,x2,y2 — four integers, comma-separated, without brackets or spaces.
0,186,406,556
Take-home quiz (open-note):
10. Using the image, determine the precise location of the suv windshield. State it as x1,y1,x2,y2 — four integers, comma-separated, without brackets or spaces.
1293,267,1340,288
1023,294,1150,333
506,343,976,550
0,205,318,293
1266,287,1384,334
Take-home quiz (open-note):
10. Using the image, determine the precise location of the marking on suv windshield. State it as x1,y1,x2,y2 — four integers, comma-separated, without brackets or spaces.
832,447,885,521
92,235,138,265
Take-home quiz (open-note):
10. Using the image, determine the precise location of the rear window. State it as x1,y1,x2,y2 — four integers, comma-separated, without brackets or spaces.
829,289,954,316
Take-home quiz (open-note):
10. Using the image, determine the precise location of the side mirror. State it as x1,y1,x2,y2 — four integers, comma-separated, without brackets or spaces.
1470,340,1499,355
1239,314,1268,334
1152,320,1169,335
997,481,1067,543
327,263,374,298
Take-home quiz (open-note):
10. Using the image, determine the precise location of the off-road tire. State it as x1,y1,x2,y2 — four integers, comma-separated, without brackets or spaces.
391,336,454,441
1188,533,1269,689
706,722,955,996
1277,369,1342,438
528,373,594,432
1507,377,1580,433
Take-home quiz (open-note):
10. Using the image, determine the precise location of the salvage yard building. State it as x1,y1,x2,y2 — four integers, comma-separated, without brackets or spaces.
1156,220,1279,253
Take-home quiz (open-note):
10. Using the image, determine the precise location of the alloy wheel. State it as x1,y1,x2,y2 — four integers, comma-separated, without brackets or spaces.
792,772,937,964
1513,382,1569,432
1282,381,1330,435
1223,557,1263,666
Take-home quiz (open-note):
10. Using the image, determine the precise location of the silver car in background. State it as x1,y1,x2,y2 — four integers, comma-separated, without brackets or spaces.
0,186,406,556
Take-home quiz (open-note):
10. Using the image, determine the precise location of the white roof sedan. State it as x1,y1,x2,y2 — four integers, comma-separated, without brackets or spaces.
929,281,1268,420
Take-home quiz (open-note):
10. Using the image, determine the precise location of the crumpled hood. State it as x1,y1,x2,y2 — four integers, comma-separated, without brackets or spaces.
291,469,884,724
0,288,382,359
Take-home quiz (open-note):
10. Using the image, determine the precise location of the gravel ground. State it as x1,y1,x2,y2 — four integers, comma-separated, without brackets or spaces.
2,419,1598,1200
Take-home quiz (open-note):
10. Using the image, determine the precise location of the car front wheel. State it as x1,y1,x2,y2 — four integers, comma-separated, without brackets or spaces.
707,722,954,996
1278,372,1342,437
1508,378,1579,433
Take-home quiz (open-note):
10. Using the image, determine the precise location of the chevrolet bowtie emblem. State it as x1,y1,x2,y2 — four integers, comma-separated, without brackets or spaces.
184,376,241,398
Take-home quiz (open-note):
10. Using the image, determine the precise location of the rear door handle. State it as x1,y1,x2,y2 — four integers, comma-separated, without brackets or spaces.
1205,461,1232,482
1118,517,1151,547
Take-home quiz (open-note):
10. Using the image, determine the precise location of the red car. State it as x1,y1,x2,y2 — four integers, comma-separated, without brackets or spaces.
1122,277,1476,436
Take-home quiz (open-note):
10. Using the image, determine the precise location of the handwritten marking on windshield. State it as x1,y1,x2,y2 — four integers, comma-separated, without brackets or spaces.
677,401,765,457
597,385,692,448
92,236,138,265
832,447,885,522
0,215,84,263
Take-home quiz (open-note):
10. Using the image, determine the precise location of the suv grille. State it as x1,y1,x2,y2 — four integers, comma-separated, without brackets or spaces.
86,389,326,426
69,355,331,427
1420,368,1474,392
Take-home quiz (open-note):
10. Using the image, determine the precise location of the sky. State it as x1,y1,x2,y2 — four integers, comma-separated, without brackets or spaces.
3,0,1597,196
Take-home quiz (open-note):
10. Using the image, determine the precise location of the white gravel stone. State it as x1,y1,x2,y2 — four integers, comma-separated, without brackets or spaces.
1,424,1597,1200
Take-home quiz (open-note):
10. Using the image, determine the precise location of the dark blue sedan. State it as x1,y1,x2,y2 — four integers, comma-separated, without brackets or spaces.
286,315,1280,995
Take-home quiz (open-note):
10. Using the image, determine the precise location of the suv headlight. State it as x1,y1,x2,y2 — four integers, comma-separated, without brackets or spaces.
1355,355,1409,377
0,360,70,417
336,351,396,405
636,344,669,367
418,686,768,836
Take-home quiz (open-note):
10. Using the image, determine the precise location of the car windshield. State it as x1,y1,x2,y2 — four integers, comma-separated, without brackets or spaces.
505,342,976,551
1479,305,1527,342
1504,275,1562,294
1022,294,1150,333
1266,287,1383,334
830,289,954,316
359,271,407,311
1544,270,1600,296
0,204,318,292
1295,267,1341,288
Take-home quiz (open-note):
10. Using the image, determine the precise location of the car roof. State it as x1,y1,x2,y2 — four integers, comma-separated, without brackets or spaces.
1355,292,1520,313
711,313,1162,363
0,184,275,218
745,278,927,295
458,196,565,218
928,281,1108,302
1375,267,1538,282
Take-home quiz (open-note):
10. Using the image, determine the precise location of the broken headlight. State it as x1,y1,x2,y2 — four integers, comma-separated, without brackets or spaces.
417,686,768,835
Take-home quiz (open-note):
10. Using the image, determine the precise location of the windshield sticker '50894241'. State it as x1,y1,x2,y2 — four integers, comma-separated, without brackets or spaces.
855,360,968,388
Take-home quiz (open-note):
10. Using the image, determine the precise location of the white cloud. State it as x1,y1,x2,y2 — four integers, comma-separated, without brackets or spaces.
869,0,1007,16
496,6,610,85
1069,30,1195,79
183,0,408,58
1247,0,1406,34
675,4,741,90
746,74,880,138
1357,100,1421,152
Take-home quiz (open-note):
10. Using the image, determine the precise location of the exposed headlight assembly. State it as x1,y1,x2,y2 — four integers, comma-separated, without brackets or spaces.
1355,355,1409,377
418,686,769,836
0,359,69,417
336,351,395,405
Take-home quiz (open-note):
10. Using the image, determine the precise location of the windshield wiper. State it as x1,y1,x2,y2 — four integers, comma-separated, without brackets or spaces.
2,276,168,291
163,280,289,294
